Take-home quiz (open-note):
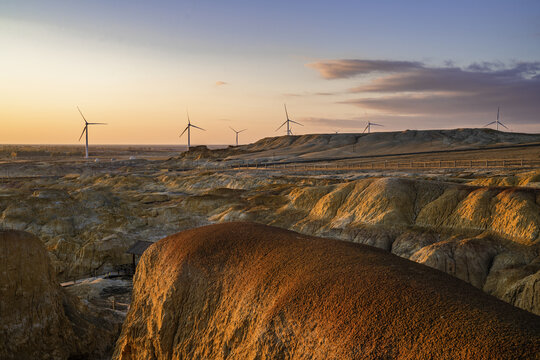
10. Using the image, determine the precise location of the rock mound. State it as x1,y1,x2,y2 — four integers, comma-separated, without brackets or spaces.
174,145,246,160
0,230,118,359
114,223,540,359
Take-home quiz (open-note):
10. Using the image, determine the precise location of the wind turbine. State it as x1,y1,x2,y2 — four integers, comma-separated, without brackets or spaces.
484,107,507,131
276,104,303,136
179,111,205,149
363,121,383,134
230,127,246,146
77,106,107,159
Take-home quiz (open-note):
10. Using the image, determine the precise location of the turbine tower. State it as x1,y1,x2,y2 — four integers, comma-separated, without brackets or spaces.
276,104,303,136
77,106,107,159
484,107,507,131
363,121,383,134
230,127,246,146
179,111,205,149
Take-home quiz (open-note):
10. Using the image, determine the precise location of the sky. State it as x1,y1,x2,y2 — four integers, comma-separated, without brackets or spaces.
1,0,539,145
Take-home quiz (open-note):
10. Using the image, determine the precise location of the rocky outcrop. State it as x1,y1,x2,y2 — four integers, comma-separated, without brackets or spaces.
2,170,540,314
285,177,540,245
469,169,540,188
280,178,540,314
0,230,120,359
175,145,247,161
114,223,540,360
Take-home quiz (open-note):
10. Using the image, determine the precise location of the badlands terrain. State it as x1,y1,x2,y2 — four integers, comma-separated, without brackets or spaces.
1,128,540,358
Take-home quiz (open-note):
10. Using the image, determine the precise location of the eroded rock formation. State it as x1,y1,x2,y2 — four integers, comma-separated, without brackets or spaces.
0,230,120,360
114,223,540,360
2,170,540,314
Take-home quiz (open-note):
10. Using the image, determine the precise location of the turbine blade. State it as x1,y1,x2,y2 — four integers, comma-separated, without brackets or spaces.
371,123,383,127
187,110,190,124
484,121,496,127
190,124,205,131
276,121,287,131
284,104,289,119
179,126,189,138
499,122,508,129
87,122,107,125
363,124,369,133
289,120,303,126
239,129,247,133
77,106,88,124
78,126,87,141
230,126,237,132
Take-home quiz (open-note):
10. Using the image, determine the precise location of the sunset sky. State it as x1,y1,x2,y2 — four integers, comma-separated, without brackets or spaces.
1,1,539,145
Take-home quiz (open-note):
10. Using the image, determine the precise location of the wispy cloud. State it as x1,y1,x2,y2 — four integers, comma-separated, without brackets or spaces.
307,59,540,126
349,62,540,94
306,59,423,79
215,81,228,86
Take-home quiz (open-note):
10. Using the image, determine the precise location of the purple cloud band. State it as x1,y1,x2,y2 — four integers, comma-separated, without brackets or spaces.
307,59,540,126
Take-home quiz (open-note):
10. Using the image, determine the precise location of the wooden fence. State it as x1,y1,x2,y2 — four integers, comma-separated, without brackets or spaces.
220,158,540,172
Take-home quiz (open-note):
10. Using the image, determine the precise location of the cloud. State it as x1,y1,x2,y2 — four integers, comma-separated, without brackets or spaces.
349,65,540,95
306,59,423,79
215,81,228,86
307,58,540,126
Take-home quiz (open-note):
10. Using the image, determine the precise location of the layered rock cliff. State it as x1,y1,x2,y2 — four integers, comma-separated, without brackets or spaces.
114,223,540,360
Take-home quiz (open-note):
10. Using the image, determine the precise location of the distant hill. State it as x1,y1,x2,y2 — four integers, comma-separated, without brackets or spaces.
228,128,540,161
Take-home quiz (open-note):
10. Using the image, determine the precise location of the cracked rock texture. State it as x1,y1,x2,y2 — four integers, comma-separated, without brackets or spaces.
114,222,540,360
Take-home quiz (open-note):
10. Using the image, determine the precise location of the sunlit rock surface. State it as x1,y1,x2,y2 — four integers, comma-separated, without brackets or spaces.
114,223,540,360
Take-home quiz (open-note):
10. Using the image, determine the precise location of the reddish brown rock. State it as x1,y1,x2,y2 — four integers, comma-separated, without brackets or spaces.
114,222,540,360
